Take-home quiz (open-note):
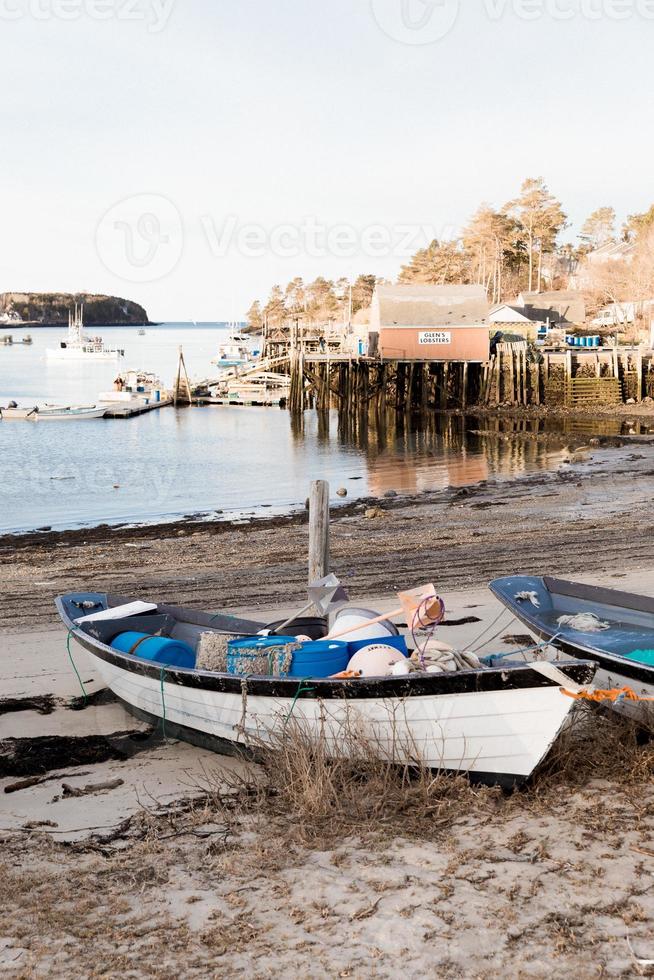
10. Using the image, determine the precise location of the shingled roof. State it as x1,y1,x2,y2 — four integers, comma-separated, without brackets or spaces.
518,290,586,325
374,284,490,328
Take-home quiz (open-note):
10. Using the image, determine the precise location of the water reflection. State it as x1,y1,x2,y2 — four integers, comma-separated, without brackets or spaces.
336,410,570,498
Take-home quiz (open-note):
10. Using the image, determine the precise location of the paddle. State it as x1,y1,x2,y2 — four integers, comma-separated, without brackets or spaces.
327,584,445,640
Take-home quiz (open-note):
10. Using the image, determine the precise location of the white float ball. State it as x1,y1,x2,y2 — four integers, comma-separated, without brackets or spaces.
346,644,407,678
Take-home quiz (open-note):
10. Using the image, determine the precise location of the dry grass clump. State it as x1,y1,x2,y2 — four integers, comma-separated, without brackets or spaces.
197,701,654,846
202,716,496,846
534,703,654,788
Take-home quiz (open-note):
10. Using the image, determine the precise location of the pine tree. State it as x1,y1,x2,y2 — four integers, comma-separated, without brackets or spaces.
399,240,470,285
580,207,616,249
505,178,567,292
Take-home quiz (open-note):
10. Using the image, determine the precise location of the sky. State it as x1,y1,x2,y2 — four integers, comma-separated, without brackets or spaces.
0,0,652,321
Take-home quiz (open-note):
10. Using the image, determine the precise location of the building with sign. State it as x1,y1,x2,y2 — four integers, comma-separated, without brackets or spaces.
370,284,490,361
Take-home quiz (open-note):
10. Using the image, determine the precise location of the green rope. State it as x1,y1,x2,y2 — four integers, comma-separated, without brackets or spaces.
67,631,88,704
285,679,316,724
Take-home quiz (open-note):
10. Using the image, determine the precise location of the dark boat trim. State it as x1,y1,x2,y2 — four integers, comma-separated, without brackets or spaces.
57,594,596,700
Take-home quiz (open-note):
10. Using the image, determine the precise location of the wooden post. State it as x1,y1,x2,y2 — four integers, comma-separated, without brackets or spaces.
308,480,330,583
565,349,573,407
524,349,529,405
507,348,515,405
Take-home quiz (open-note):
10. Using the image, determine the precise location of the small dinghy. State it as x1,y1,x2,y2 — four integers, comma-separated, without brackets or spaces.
55,591,597,788
1,403,107,421
490,575,654,721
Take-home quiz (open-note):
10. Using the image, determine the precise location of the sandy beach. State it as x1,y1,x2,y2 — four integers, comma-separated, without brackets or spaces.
2,438,654,977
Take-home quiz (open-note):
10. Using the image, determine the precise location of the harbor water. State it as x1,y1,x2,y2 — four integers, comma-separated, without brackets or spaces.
0,323,638,535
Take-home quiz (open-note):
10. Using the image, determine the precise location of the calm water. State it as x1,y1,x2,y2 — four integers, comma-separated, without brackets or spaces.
0,323,623,534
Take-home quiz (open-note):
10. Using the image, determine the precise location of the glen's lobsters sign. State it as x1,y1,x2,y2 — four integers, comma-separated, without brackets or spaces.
418,331,452,345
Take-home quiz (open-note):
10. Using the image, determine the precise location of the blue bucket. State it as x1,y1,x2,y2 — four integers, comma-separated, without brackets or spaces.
111,632,196,669
286,640,349,678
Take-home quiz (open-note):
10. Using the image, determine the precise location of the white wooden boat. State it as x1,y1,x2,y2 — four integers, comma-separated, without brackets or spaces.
55,591,597,787
46,305,125,361
1,403,107,421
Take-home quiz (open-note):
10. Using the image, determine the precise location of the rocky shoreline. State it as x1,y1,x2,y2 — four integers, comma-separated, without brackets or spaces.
2,438,653,631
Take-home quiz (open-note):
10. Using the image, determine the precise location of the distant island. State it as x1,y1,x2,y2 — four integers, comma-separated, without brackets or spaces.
0,292,150,327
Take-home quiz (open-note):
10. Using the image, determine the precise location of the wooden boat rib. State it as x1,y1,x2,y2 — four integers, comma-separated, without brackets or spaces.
490,575,654,718
56,591,596,787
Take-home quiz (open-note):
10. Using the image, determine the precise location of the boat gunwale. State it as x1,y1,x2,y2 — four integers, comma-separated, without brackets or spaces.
56,593,597,701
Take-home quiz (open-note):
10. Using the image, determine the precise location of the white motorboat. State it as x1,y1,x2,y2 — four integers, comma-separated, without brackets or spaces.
55,590,597,788
211,329,257,368
1,403,107,421
98,370,169,407
46,305,125,361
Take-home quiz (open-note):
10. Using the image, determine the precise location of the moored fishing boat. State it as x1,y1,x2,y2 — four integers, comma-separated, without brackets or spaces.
46,305,125,361
55,590,596,787
490,575,654,723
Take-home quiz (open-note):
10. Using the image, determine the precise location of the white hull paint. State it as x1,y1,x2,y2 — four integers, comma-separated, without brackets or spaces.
87,650,577,780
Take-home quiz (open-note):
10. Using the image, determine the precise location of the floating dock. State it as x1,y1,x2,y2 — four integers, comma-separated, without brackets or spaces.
101,397,173,419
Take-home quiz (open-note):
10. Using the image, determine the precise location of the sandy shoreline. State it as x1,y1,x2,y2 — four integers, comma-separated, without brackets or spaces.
3,439,654,976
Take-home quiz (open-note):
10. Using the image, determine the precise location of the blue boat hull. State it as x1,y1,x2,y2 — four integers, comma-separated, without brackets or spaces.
490,575,654,721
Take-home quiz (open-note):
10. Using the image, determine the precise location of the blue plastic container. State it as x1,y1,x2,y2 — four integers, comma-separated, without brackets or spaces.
111,632,196,669
227,636,298,676
347,635,408,659
286,640,349,678
226,636,349,678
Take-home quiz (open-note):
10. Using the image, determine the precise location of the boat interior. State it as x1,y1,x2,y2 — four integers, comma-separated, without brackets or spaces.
491,576,654,661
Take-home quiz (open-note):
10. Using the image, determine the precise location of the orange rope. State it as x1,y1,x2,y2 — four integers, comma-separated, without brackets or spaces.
562,686,654,704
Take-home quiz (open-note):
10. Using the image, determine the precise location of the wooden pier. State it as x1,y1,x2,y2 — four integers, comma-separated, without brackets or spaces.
172,323,654,414
280,341,654,413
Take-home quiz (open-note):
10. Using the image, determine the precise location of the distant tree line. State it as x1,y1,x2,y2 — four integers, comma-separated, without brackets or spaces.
247,274,379,332
246,178,654,330
0,292,149,325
